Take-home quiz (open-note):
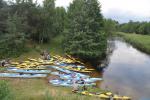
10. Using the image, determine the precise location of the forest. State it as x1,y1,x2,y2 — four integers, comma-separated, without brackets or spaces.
0,0,108,62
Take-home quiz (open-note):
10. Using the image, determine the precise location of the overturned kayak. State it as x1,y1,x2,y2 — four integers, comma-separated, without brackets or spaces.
49,79,96,87
7,68,51,74
0,73,47,78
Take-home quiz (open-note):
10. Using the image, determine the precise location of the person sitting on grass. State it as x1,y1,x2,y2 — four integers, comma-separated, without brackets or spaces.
79,77,87,91
72,80,79,93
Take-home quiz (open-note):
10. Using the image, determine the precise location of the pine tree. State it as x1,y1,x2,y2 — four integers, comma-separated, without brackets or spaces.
64,0,107,61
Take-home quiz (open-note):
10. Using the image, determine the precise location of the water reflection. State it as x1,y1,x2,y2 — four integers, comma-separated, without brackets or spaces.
101,38,150,100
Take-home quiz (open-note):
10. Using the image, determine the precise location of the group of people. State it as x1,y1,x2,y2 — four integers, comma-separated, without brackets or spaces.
40,51,51,60
71,73,87,92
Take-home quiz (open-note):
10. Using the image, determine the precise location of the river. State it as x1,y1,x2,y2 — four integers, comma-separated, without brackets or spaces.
97,38,150,100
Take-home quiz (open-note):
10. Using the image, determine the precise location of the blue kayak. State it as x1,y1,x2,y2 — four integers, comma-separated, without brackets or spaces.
7,68,51,74
49,79,96,87
0,73,47,78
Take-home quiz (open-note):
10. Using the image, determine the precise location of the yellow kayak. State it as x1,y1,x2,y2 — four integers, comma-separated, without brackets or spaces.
77,91,131,100
24,61,30,63
80,91,110,98
105,92,113,96
28,58,37,62
16,66,27,69
98,94,110,99
113,95,123,99
122,96,131,100
11,62,19,65
64,67,92,73
81,91,89,95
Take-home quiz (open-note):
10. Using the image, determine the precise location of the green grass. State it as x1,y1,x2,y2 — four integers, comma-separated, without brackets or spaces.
116,32,150,54
1,78,100,100
13,35,64,61
36,35,64,55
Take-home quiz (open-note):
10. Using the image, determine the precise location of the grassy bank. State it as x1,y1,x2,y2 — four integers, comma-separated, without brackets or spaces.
116,32,150,54
0,78,102,100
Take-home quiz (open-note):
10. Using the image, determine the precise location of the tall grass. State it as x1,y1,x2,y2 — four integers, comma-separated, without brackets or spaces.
116,32,150,54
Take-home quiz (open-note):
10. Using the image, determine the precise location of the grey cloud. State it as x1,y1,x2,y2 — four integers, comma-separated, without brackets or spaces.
102,9,150,23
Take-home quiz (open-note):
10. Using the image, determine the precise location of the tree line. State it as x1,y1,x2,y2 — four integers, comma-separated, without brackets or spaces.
0,0,108,62
0,0,66,58
119,20,150,35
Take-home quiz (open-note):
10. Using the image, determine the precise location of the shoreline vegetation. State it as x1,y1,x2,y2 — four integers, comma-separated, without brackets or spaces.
116,32,150,54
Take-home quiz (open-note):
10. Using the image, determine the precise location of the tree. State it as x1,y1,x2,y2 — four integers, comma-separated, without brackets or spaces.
64,0,107,61
7,13,25,35
54,7,66,35
103,18,118,36
36,0,56,43
0,0,8,34
119,21,150,35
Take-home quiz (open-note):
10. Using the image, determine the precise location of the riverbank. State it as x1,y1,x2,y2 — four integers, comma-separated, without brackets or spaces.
116,32,150,54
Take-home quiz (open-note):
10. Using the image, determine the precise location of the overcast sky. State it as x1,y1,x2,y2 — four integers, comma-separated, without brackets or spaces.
38,0,150,23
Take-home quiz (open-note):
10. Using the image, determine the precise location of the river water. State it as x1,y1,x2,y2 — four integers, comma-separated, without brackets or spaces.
98,38,150,100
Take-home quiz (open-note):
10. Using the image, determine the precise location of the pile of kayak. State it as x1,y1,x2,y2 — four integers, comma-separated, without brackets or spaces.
0,55,131,99
10,58,55,69
8,55,93,73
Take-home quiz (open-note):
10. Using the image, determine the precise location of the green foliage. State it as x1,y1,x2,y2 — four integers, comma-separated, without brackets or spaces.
0,34,26,59
0,0,8,34
64,0,107,60
0,3,27,59
0,0,67,58
103,18,119,36
55,7,67,35
0,80,12,100
0,0,107,62
119,21,150,35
